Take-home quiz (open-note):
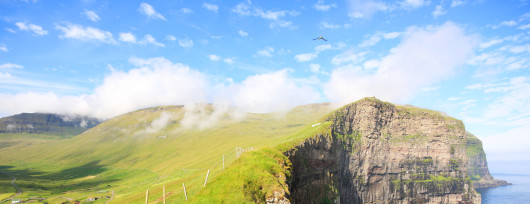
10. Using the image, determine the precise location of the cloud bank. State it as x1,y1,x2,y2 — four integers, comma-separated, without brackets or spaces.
0,22,477,123
0,57,318,119
325,22,476,105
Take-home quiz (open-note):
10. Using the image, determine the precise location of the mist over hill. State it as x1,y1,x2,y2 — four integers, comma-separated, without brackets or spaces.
0,113,101,137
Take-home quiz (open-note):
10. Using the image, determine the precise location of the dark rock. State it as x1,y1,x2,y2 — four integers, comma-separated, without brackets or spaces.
285,98,481,203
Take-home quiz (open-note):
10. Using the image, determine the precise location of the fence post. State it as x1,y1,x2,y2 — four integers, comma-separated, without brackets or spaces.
183,183,188,201
163,185,166,204
223,154,225,169
204,169,210,186
145,189,149,204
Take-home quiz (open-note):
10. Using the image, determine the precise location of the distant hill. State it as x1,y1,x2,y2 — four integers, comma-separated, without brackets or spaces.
0,113,101,138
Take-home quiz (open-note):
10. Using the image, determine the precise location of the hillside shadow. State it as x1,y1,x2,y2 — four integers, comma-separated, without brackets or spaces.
0,161,119,194
42,161,108,180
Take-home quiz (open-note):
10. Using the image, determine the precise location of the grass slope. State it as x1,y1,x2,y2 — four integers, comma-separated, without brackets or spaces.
0,103,332,203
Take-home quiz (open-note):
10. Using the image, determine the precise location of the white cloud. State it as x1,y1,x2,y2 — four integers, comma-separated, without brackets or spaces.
309,63,329,75
254,9,297,20
269,20,297,29
238,30,248,37
180,8,193,14
325,22,476,105
224,69,321,113
363,59,380,69
0,57,320,119
223,58,234,64
119,32,136,43
138,2,166,21
140,34,164,47
310,64,321,73
294,43,345,64
56,23,114,43
331,51,366,65
0,44,8,52
256,47,274,57
0,63,24,69
400,0,428,9
347,0,430,18
166,35,176,41
501,20,517,27
489,20,520,29
314,43,346,52
202,3,219,13
231,2,251,15
451,0,465,7
208,54,221,61
507,44,530,54
83,10,100,22
359,35,382,47
320,22,342,29
15,22,48,35
432,5,447,18
347,0,389,18
482,124,530,161
479,39,504,49
314,0,337,11
0,57,208,119
359,31,401,47
518,24,530,30
231,2,299,29
383,32,401,39
178,39,193,47
294,53,318,62
467,53,505,66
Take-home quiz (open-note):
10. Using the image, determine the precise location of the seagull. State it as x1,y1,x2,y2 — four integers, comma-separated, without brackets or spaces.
313,36,327,41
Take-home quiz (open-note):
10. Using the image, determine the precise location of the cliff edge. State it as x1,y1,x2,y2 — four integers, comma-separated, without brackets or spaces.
286,97,481,203
466,132,511,188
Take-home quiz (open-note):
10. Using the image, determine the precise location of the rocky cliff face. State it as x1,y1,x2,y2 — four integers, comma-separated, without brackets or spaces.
0,113,100,135
466,132,510,188
285,98,481,203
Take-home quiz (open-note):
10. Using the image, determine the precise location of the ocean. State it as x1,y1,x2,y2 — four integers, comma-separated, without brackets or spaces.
476,174,530,204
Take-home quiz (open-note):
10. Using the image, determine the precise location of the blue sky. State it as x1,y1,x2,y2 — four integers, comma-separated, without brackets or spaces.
1,0,530,173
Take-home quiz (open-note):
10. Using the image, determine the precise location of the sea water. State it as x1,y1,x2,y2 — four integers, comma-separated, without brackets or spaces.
476,174,530,204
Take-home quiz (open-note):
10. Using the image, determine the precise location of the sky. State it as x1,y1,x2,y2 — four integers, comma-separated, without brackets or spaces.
1,0,530,173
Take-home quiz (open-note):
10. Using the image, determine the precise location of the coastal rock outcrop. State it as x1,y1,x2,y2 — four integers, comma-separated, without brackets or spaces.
286,98,481,203
466,132,510,188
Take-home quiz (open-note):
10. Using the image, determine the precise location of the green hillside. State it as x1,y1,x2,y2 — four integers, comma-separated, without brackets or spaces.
0,103,333,203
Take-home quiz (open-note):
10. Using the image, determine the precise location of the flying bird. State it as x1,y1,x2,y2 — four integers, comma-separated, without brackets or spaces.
313,36,327,41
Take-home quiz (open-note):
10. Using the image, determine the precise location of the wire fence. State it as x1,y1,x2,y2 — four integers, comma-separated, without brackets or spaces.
144,146,255,203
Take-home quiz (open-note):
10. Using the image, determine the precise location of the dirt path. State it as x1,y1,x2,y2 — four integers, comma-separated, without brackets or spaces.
104,190,114,204
0,172,22,203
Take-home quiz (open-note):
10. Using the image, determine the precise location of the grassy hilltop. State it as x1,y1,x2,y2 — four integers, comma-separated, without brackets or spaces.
0,103,333,203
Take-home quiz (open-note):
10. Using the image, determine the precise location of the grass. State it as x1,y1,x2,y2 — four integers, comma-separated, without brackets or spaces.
0,173,15,201
465,132,485,158
191,121,332,202
0,103,333,203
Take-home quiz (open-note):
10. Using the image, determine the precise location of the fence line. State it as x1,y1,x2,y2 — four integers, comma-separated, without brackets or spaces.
146,146,255,203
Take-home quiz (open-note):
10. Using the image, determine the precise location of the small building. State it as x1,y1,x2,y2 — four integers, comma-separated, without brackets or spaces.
158,135,167,139
12,199,20,203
